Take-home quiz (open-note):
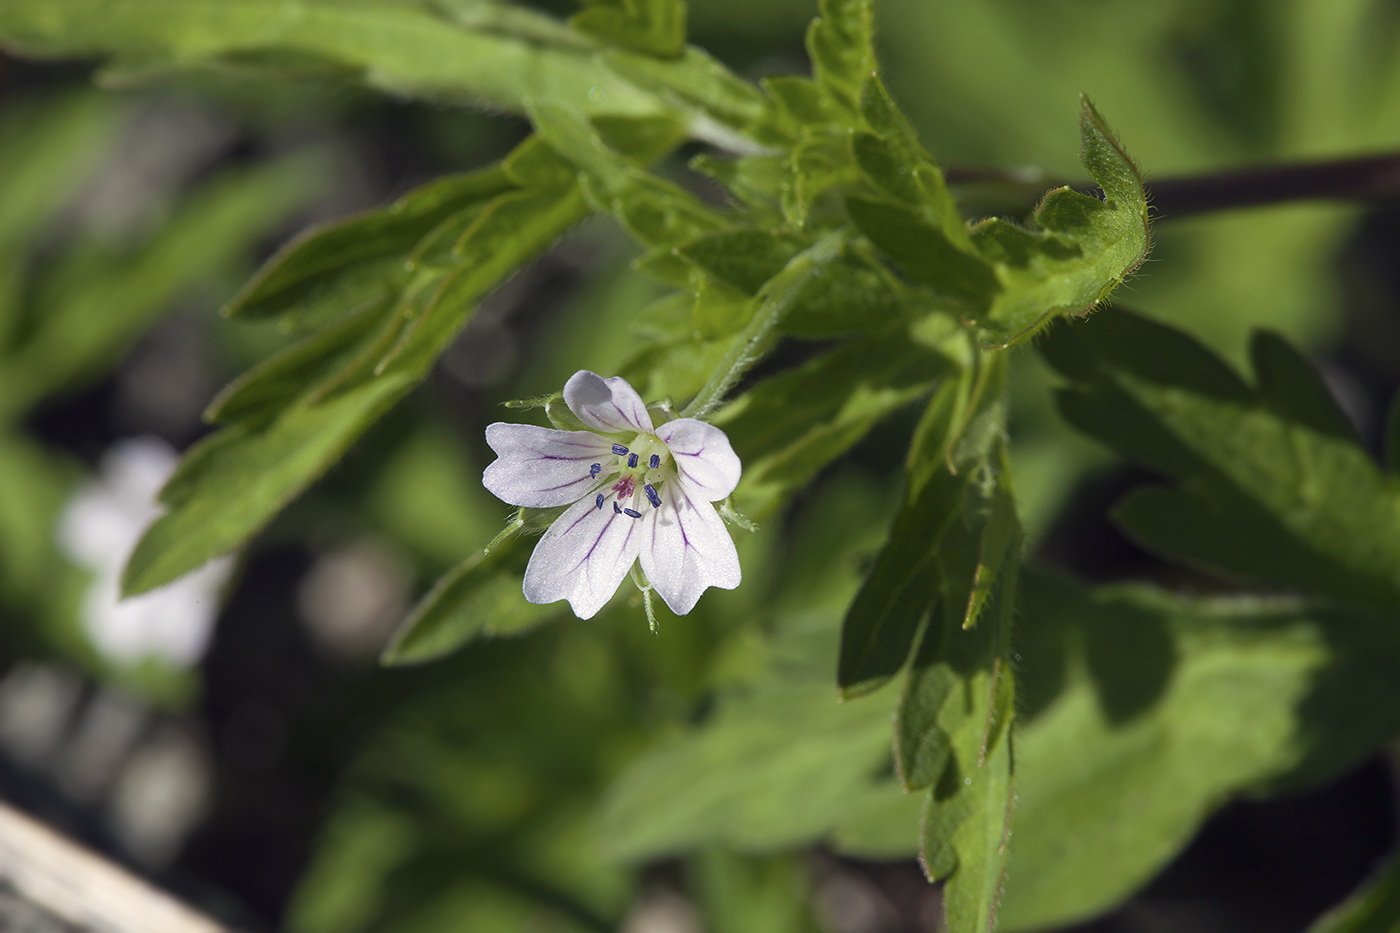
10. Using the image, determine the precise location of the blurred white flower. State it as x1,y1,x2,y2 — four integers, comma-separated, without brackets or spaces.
483,370,742,620
57,438,233,668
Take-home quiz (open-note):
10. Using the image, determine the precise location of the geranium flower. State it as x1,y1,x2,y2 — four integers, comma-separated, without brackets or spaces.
483,370,742,619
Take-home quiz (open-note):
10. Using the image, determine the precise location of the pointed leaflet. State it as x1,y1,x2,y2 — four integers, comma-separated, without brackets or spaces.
968,97,1149,346
837,351,1006,698
1041,309,1400,614
716,332,955,520
806,0,875,112
122,139,590,594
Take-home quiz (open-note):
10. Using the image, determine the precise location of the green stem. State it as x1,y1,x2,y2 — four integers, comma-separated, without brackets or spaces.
679,230,844,420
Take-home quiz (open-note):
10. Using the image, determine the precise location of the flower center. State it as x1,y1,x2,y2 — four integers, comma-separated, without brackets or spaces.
592,434,672,518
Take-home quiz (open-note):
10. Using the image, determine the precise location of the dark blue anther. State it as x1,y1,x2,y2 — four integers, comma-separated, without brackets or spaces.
595,493,605,510
649,454,660,469
589,462,601,478
645,484,661,508
612,444,628,456
628,452,639,468
612,501,622,514
624,508,642,519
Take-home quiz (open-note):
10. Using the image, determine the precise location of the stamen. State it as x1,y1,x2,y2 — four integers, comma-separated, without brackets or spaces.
590,463,601,478
628,452,639,468
644,484,661,508
595,493,605,510
624,508,642,519
649,454,660,469
612,444,628,455
612,501,622,514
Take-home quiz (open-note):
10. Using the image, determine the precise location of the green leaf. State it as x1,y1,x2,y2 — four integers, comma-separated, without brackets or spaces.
1042,308,1400,614
224,168,515,321
1309,853,1400,933
999,572,1400,931
0,0,671,120
528,100,725,251
596,680,905,860
837,352,1006,698
716,332,956,519
605,47,768,131
0,92,119,251
892,439,1019,932
1250,328,1359,443
122,372,417,595
806,0,875,112
966,96,1150,346
204,298,390,424
571,0,686,59
679,232,845,420
0,156,323,418
845,197,998,306
677,229,805,296
854,75,967,245
380,542,563,666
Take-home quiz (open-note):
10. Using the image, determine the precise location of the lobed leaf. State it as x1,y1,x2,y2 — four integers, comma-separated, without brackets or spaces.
1041,309,1400,614
124,136,593,594
1000,572,1400,931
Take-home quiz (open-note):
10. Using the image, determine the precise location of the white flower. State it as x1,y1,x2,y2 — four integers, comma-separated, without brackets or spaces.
57,438,233,668
483,371,743,620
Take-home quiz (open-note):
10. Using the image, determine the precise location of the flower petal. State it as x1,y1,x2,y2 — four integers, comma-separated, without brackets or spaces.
483,423,615,508
563,370,654,435
523,492,643,619
656,418,742,501
639,481,740,616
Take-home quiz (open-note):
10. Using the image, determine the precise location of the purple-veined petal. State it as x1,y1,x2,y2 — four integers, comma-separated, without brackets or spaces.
483,423,615,508
639,481,740,616
523,492,643,619
656,418,742,502
563,370,654,435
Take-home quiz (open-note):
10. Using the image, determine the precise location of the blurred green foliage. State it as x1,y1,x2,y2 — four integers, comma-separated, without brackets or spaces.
1,0,1400,931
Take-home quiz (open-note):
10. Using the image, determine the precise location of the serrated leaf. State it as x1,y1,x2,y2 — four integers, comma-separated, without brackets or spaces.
225,168,514,320
717,332,956,520
966,97,1149,346
806,0,875,112
376,186,591,375
846,197,998,306
528,100,726,251
837,353,1006,698
205,298,391,424
1042,308,1400,614
380,542,562,666
854,75,968,244
677,229,805,296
